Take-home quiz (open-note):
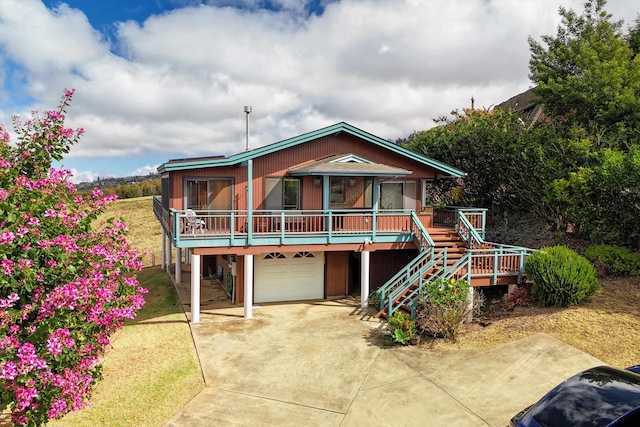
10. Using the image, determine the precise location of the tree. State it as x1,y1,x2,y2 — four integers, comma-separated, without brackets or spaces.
0,90,147,426
405,108,589,224
627,14,640,56
528,0,640,148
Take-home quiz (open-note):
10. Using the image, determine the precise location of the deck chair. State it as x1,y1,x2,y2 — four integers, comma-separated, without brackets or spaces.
185,209,205,234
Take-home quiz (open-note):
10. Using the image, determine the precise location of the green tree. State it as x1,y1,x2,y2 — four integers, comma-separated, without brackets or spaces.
528,0,640,148
406,108,588,225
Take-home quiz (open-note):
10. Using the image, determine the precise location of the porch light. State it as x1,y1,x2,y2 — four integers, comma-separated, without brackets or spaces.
348,178,356,187
314,177,322,187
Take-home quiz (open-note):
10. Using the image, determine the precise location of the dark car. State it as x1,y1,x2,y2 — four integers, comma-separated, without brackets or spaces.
510,365,640,427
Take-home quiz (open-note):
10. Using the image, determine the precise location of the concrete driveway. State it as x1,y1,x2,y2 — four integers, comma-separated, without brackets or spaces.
165,290,603,426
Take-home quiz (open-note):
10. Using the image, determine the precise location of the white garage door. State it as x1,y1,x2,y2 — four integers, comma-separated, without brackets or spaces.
254,251,324,303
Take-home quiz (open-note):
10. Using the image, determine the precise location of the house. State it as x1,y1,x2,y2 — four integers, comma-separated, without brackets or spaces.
494,87,545,125
153,122,532,323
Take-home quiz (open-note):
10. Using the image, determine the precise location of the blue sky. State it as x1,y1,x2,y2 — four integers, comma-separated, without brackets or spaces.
1,0,638,183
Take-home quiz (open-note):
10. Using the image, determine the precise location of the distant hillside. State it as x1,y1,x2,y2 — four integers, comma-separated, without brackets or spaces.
75,173,160,191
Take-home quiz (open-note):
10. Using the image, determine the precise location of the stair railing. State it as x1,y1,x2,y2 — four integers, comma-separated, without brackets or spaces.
374,213,435,311
386,248,448,318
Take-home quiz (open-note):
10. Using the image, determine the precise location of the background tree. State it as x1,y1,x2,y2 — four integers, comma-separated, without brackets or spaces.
0,91,147,426
528,0,640,148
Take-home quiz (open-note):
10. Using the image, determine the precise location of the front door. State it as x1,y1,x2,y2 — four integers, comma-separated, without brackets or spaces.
380,182,403,210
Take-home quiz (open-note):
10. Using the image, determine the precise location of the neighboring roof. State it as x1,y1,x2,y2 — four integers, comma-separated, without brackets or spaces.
288,154,411,177
495,87,545,123
157,122,466,177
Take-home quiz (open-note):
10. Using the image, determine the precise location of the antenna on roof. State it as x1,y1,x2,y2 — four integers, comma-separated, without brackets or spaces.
244,106,252,151
471,96,475,110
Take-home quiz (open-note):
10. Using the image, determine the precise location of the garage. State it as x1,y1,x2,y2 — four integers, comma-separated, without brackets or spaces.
254,251,324,303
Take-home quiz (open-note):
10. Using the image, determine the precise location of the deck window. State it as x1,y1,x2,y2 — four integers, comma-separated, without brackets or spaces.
330,177,373,209
265,178,300,210
185,179,232,210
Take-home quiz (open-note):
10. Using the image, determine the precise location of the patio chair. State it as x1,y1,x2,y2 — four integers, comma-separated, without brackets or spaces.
208,265,223,282
185,209,205,234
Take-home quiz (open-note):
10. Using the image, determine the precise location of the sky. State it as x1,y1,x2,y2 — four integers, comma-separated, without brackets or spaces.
0,0,639,184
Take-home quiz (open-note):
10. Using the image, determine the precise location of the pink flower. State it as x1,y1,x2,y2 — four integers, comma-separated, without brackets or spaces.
0,230,15,245
1,259,15,275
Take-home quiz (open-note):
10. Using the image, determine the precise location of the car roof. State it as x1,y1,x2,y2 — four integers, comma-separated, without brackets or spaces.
529,366,640,427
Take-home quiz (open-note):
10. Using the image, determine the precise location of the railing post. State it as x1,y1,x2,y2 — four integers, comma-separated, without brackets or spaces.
327,211,333,243
518,250,525,284
493,248,501,286
481,210,487,240
230,211,235,240
372,210,377,240
280,211,285,243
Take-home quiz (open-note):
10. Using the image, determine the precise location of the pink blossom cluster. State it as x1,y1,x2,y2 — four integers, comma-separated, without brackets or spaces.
0,90,147,427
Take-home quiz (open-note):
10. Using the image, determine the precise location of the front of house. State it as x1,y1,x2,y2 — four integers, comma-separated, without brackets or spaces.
153,122,531,322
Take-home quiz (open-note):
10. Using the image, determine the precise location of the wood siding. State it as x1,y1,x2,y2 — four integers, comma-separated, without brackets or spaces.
168,132,441,212
325,251,348,297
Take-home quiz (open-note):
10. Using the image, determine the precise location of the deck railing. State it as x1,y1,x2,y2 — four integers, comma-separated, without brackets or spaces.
434,207,487,239
153,200,436,247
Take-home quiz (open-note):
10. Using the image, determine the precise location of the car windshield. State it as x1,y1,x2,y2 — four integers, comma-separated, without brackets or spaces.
530,366,640,427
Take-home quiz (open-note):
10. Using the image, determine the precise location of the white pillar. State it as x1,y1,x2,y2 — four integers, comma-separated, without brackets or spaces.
161,231,166,270
167,244,172,274
244,255,254,319
191,254,201,323
361,251,370,308
175,248,182,284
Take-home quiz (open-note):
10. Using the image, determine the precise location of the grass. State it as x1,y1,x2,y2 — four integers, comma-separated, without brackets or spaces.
98,196,163,266
421,277,640,368
48,266,204,427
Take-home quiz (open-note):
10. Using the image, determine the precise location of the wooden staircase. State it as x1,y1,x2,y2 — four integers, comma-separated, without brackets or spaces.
374,227,468,319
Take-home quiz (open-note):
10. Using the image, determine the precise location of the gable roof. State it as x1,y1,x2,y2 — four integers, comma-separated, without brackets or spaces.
289,154,411,176
158,122,466,177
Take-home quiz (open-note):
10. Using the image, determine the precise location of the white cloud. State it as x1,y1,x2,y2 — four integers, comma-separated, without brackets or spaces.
129,164,161,176
68,168,98,184
0,0,639,175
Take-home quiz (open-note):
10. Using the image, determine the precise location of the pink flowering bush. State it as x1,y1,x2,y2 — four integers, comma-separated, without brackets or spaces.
0,90,147,426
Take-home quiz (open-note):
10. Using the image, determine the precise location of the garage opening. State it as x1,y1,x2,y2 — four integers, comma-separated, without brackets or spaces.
254,251,325,303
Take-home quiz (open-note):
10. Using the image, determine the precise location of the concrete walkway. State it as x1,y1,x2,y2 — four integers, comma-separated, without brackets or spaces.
164,273,603,426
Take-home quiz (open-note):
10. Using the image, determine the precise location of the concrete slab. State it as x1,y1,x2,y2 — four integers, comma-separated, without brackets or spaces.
342,375,488,427
190,300,382,413
164,388,344,427
166,268,605,427
393,334,604,426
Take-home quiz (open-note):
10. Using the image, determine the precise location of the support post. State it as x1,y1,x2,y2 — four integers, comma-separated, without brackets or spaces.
244,255,254,319
361,250,370,308
466,285,474,323
175,248,182,284
191,254,201,323
161,230,166,270
167,244,172,275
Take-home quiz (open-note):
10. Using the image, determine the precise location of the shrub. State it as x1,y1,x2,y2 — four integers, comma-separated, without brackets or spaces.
387,311,416,345
507,285,534,307
525,246,598,307
584,244,640,277
0,91,146,427
414,278,484,341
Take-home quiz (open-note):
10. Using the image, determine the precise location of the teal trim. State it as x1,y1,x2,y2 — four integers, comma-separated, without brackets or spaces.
247,159,253,245
322,176,329,211
172,233,413,249
158,122,466,178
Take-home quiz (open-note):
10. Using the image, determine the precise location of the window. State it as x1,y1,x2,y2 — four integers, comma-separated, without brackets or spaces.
265,178,300,210
329,177,345,208
264,252,286,259
161,174,170,209
293,252,314,258
185,179,232,210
